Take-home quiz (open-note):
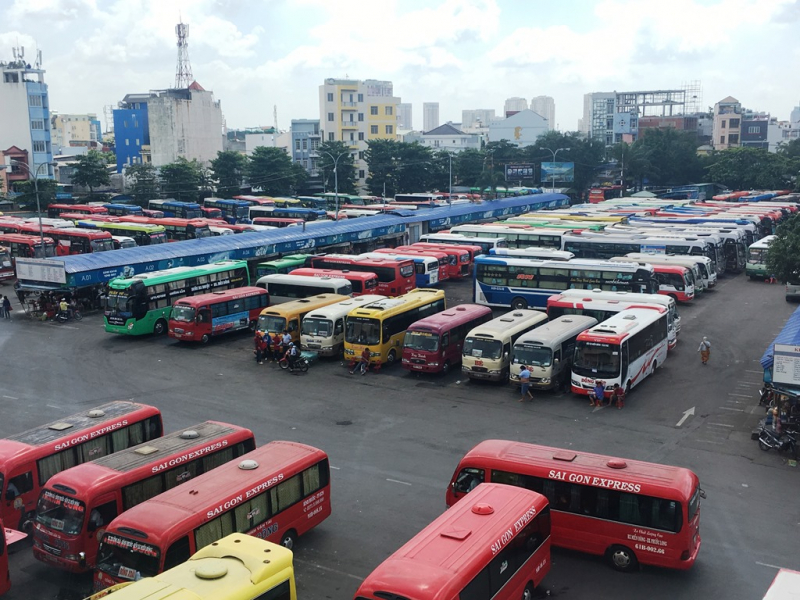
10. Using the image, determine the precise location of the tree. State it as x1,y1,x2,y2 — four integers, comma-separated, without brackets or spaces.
246,146,305,196
706,147,798,191
210,151,247,197
766,213,800,282
778,138,800,161
395,142,435,193
14,178,58,210
125,163,160,205
634,128,703,186
453,148,486,187
159,157,205,202
316,141,357,195
364,139,401,197
70,149,111,196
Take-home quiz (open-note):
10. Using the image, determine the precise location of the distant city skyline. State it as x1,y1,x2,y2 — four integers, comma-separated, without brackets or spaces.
2,0,798,133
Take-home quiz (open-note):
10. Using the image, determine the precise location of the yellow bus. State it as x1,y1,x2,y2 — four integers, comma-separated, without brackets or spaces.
257,294,349,344
344,288,446,365
83,533,295,600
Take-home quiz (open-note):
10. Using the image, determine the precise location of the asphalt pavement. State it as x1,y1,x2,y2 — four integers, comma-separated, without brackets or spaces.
0,273,797,600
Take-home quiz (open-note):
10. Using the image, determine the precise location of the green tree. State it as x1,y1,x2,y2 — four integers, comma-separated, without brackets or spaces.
526,131,605,197
159,157,205,202
706,147,798,190
246,146,305,196
453,148,486,187
778,138,800,160
14,178,58,210
766,213,800,282
429,150,454,192
364,139,401,197
210,151,247,197
609,142,654,191
395,142,436,193
316,141,357,195
634,128,703,186
70,149,111,196
125,163,160,205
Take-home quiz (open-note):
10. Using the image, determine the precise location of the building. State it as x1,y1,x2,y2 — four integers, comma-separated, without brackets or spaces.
51,113,101,154
712,96,742,150
319,78,401,189
147,82,223,168
291,119,321,174
113,93,151,172
461,109,496,129
423,102,439,132
488,109,549,147
0,47,54,181
504,97,528,117
244,130,291,156
404,123,480,153
638,115,698,135
530,96,555,130
398,103,413,129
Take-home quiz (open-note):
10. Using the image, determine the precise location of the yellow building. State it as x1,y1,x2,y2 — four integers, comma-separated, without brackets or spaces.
50,113,100,153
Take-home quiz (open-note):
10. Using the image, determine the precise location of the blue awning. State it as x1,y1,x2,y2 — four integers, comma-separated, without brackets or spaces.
760,305,800,369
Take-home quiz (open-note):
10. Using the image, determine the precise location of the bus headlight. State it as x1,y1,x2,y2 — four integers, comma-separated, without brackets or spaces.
429,362,439,367
401,358,409,363
127,322,134,330
540,378,551,384
489,369,501,374
186,331,194,336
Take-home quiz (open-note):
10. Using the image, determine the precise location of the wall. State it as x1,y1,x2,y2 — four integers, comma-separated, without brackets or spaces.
489,110,549,147
113,106,149,172
148,89,222,167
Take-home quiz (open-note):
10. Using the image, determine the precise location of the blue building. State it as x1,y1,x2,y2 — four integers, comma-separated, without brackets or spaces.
113,93,150,173
290,119,320,174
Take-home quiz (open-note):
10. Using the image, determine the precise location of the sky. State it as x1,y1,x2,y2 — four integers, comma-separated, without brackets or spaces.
2,0,799,134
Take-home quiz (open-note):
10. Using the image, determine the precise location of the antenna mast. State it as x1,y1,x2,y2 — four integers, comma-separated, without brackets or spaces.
174,20,193,88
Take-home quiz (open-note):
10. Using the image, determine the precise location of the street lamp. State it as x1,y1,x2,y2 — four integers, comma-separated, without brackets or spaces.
446,152,453,206
9,159,55,251
543,147,570,191
319,150,349,220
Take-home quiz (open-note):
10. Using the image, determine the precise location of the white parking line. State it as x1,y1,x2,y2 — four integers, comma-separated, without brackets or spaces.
708,423,734,428
728,393,753,398
2,395,18,400
330,466,340,470
756,561,784,570
386,478,412,486
719,406,745,412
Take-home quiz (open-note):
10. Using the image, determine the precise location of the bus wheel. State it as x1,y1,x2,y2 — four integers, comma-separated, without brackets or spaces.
281,530,298,550
441,361,450,375
522,584,534,600
20,512,35,534
511,297,528,310
387,350,397,363
200,334,210,344
651,360,658,374
248,320,257,331
153,319,167,335
608,545,638,572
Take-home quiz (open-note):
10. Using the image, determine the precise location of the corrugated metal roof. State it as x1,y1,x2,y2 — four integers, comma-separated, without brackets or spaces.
760,305,800,369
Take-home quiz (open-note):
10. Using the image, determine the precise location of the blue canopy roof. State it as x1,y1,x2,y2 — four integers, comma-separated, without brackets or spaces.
760,305,800,369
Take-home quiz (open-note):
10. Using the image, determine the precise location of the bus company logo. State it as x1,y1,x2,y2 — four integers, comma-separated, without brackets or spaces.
175,471,191,482
53,420,128,451
547,469,641,493
152,440,228,473
499,559,509,574
247,508,260,520
515,274,534,280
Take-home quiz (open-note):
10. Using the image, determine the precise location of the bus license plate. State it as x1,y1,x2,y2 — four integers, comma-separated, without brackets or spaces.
118,566,137,580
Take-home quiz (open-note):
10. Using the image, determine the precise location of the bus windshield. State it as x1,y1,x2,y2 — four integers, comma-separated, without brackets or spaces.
97,534,161,581
573,341,620,377
463,337,502,360
236,206,249,218
301,318,332,337
35,490,86,535
170,305,196,322
403,331,439,352
346,317,381,345
258,314,287,333
185,209,202,219
748,248,766,263
91,239,115,252
105,291,133,312
514,346,552,367
150,233,168,244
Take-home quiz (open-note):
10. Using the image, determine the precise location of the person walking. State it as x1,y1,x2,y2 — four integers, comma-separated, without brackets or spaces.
611,383,625,409
518,365,534,402
698,336,711,365
3,295,13,320
0,296,6,319
263,329,274,363
254,331,268,364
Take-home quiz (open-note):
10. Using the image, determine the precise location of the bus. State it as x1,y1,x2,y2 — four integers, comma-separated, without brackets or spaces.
362,250,441,286
411,241,482,275
252,217,304,228
354,483,551,600
288,268,379,297
49,228,115,255
32,422,256,572
147,200,203,220
0,233,56,260
48,204,108,218
255,273,352,304
588,185,624,203
311,255,416,297
420,233,507,254
746,235,775,280
104,260,250,336
402,304,493,375
393,245,466,279
76,221,168,246
169,287,270,344
0,221,55,235
618,252,715,290
473,256,658,310
255,255,314,278
249,206,326,222
392,192,445,205
93,441,331,589
83,534,296,600
0,519,7,595
0,246,12,282
118,217,212,241
203,198,252,224
490,247,575,261
344,289,446,366
447,440,702,572
201,206,224,220
0,401,163,532
111,236,137,250
509,315,598,391
611,262,694,303
257,294,350,345
462,309,548,382
451,225,569,249
763,569,800,600
572,306,669,397
300,295,387,357
103,204,143,217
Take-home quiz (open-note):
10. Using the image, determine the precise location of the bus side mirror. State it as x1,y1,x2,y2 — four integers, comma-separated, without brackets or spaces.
78,552,86,568
554,358,560,364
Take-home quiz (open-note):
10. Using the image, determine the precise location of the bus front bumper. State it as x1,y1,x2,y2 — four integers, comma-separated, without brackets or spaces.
463,366,504,381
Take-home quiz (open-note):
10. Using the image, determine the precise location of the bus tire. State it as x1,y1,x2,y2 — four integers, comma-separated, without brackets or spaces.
153,319,167,335
281,530,298,550
441,361,450,375
200,334,210,344
248,320,257,331
651,360,658,374
522,583,534,600
387,349,397,364
511,297,529,310
20,512,35,534
607,545,638,572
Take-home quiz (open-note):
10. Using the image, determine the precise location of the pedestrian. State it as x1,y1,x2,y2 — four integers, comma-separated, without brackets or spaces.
589,380,605,407
2,295,12,320
272,332,282,361
698,336,711,365
768,274,777,284
351,347,371,375
254,331,267,364
263,329,274,362
518,365,533,402
611,383,625,409
0,296,6,319
281,329,292,350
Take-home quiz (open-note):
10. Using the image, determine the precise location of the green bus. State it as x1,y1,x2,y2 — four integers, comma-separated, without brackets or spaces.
255,254,313,278
104,261,250,335
315,193,364,209
77,220,168,246
503,218,607,231
746,235,775,280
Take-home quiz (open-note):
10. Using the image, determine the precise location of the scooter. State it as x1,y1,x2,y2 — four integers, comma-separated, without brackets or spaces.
279,354,309,373
758,384,775,408
55,309,83,323
758,426,797,458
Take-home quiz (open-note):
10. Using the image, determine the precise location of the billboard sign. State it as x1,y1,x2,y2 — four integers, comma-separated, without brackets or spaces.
540,162,574,183
772,344,800,386
505,164,534,180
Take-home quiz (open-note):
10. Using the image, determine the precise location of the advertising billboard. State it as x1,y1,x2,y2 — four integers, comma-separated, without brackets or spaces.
540,162,575,183
505,164,534,180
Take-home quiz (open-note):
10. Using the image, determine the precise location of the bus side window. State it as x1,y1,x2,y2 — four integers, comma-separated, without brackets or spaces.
454,468,484,494
441,332,449,348
6,471,33,500
621,342,629,381
198,309,210,323
163,536,191,571
334,319,343,335
89,500,118,531
288,319,298,332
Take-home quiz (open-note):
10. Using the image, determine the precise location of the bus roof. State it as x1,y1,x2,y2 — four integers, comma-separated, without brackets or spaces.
763,569,800,600
260,294,349,317
466,309,547,339
348,289,445,318
0,233,54,244
749,235,776,249
303,295,387,321
108,261,247,289
172,286,267,308
406,304,493,335
78,220,166,233
514,315,598,346
477,255,649,273
289,268,378,281
51,228,113,239
579,306,666,344
555,288,676,307
423,233,505,243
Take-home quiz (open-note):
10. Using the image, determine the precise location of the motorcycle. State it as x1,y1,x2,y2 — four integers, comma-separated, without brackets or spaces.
758,426,797,458
759,384,775,408
55,309,83,323
279,354,309,373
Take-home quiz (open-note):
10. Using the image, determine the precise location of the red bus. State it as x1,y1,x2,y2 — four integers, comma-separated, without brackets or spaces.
394,245,467,279
354,483,551,600
289,268,379,297
588,186,624,203
0,221,51,235
369,248,448,283
60,213,122,223
47,204,109,218
252,217,303,228
168,287,270,343
0,233,56,260
310,254,415,297
32,421,256,573
412,241,481,275
201,220,257,234
233,195,276,206
447,440,702,572
0,402,163,532
49,228,115,255
652,264,695,303
93,441,331,590
402,304,493,374
0,246,13,281
118,216,212,241
200,207,223,220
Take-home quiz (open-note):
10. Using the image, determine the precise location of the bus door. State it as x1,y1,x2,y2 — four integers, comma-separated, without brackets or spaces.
85,494,120,563
621,341,629,387
4,467,35,531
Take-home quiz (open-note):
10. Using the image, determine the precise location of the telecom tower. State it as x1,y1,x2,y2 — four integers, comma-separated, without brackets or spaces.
174,20,193,89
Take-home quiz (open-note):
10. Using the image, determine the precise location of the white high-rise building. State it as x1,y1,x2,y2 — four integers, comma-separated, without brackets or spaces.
423,102,439,132
461,109,496,129
504,97,528,116
530,96,555,130
398,103,413,129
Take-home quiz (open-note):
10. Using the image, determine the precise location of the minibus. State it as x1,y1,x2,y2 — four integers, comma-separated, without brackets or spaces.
168,287,270,343
255,273,352,304
257,294,349,344
300,295,386,357
617,253,714,291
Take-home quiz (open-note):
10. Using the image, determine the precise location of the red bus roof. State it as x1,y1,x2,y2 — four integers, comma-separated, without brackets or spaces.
406,305,492,335
49,204,108,214
318,255,413,268
461,440,698,500
172,287,267,308
0,223,54,234
412,242,482,254
651,264,689,274
252,217,302,225
63,214,121,222
118,217,209,227
51,228,113,240
289,268,378,281
0,233,54,245
355,483,548,599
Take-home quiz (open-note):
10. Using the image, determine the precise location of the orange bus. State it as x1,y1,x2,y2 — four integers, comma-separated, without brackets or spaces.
93,441,331,590
288,268,379,297
168,287,270,343
411,241,480,276
32,421,256,573
0,402,163,532
447,440,703,572
354,483,551,600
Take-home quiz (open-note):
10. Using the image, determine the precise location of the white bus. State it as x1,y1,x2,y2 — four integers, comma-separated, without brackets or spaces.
490,247,575,261
255,273,353,304
618,252,716,290
571,306,669,398
111,235,137,250
451,224,569,249
419,233,506,254
300,294,386,356
746,235,775,280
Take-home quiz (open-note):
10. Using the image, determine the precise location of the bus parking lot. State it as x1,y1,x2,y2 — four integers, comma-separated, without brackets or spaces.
1,272,798,599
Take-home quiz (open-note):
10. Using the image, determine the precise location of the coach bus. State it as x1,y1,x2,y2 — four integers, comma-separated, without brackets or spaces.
0,233,56,262
311,255,415,297
47,204,108,218
0,401,162,532
32,422,256,572
203,198,252,224
0,221,53,235
572,306,669,397
354,483,550,600
746,235,775,280
147,200,203,220
255,273,352,304
607,262,694,303
93,441,331,589
0,246,12,281
491,247,575,261
447,440,702,572
474,256,658,310
255,255,314,278
169,287,270,344
344,289,446,366
393,245,466,279
248,206,326,222
411,241,481,275
362,250,441,286
252,217,304,228
258,294,349,345
118,216,212,241
618,252,715,290
451,224,570,249
401,304,493,375
103,204,143,217
300,295,386,357
288,268,379,297
104,260,250,336
49,228,115,255
420,233,507,255
76,221,168,246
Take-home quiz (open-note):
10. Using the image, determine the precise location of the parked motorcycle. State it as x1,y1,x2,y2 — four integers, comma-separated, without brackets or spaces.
758,426,797,459
759,384,775,408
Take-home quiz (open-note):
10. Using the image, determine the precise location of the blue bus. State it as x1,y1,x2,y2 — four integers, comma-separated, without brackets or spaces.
203,198,252,224
148,199,203,219
103,203,144,216
248,205,327,222
473,255,658,310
